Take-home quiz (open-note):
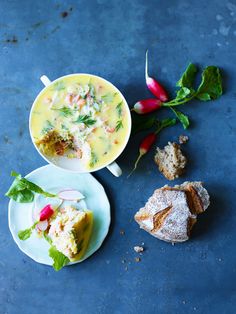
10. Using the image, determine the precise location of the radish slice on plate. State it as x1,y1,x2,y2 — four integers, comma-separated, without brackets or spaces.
36,220,48,231
58,189,85,201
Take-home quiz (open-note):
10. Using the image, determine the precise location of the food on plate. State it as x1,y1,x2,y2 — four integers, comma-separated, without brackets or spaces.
154,142,187,180
178,134,189,144
5,171,84,203
134,181,210,243
17,203,93,270
30,74,130,170
49,206,93,261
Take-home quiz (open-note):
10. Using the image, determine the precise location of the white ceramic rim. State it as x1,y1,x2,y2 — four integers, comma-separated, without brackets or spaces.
8,165,111,266
29,73,132,173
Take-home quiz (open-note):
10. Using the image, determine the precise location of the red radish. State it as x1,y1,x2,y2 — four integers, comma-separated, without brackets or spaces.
39,204,54,221
58,189,85,201
145,50,168,102
128,118,176,177
133,98,162,114
128,133,156,177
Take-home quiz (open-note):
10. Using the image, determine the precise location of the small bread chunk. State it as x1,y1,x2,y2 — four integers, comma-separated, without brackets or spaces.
154,142,187,180
134,182,210,243
179,135,189,144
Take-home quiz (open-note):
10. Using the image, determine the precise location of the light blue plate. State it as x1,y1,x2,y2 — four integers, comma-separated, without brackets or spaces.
8,165,110,266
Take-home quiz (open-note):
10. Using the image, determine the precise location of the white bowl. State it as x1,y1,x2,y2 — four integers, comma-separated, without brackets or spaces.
29,73,132,177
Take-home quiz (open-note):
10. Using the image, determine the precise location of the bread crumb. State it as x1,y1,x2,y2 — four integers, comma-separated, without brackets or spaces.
135,257,141,262
121,259,126,264
120,229,125,235
154,142,187,180
134,246,144,253
179,135,189,144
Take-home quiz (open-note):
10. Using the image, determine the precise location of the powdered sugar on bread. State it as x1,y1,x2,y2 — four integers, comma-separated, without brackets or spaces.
135,182,210,243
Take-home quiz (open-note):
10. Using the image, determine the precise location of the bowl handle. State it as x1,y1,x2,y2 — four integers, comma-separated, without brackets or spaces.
106,162,122,177
40,75,52,87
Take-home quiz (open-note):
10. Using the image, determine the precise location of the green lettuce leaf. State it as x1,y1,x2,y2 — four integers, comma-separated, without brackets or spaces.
49,246,70,271
5,171,56,203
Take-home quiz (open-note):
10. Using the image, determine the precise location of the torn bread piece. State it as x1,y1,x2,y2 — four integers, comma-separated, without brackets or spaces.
154,142,187,180
134,182,210,243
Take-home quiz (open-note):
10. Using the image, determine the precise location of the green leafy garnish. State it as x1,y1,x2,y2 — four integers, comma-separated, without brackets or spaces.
51,81,65,91
18,221,38,240
101,93,116,103
52,106,74,117
73,115,96,127
89,151,98,168
116,101,123,118
49,245,70,271
115,120,123,132
88,83,95,97
170,108,190,129
43,231,53,244
5,171,56,203
18,229,32,240
196,66,223,101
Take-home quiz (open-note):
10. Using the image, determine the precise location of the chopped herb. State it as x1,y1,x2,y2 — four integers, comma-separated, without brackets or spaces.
115,120,123,132
51,106,74,117
61,124,69,131
73,115,96,127
89,151,98,168
93,102,101,112
116,101,123,118
88,83,95,97
51,81,65,91
101,93,116,103
41,120,54,134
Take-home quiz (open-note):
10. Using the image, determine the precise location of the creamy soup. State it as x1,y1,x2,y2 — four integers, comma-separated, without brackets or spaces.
30,75,130,171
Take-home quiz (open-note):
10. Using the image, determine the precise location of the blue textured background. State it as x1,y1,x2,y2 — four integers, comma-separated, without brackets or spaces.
1,1,236,313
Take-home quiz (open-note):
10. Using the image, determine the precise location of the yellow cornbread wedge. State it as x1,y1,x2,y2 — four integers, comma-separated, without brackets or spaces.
48,206,93,261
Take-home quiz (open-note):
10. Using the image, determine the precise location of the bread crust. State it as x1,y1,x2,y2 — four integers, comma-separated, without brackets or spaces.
134,182,210,243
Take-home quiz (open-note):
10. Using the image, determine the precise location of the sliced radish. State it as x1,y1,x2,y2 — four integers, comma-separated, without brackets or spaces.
58,189,85,201
37,220,48,231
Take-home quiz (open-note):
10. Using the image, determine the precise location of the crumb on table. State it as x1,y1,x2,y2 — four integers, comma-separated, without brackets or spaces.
134,246,144,253
120,229,125,235
179,134,189,144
